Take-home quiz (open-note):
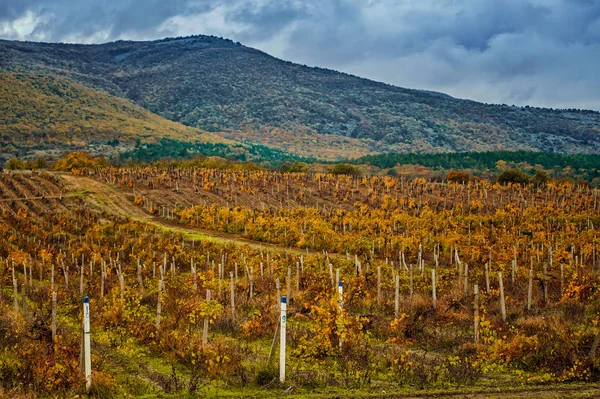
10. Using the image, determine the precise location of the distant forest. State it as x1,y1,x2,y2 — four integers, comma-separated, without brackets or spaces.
353,151,600,181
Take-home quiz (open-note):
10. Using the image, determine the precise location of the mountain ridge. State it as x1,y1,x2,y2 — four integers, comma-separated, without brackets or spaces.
1,34,600,156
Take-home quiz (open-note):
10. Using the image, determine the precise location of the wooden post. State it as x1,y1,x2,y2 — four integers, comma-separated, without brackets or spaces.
431,269,437,309
79,264,84,297
499,272,506,322
377,265,381,304
202,289,210,345
192,258,197,293
249,267,254,301
12,262,18,311
485,263,490,294
260,262,264,279
394,275,400,318
230,272,235,319
527,268,533,311
463,264,469,297
329,263,334,289
560,264,564,298
118,266,124,301
511,259,516,285
137,259,144,291
63,263,69,290
296,262,300,293
218,264,222,297
100,261,106,298
287,267,292,303
474,285,479,344
543,262,548,304
156,278,163,328
409,264,414,299
276,278,281,310
52,291,57,341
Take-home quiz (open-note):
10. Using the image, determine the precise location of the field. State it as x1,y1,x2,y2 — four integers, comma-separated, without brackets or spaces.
1,164,600,398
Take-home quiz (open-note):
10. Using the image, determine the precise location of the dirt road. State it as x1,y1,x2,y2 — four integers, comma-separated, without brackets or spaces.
58,173,316,255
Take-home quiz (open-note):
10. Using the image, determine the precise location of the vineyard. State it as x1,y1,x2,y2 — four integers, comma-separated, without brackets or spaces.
1,165,600,398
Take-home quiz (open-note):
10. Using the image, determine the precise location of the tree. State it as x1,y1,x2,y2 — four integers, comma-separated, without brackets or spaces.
446,170,470,183
498,169,530,184
532,169,549,184
5,158,26,170
330,164,361,176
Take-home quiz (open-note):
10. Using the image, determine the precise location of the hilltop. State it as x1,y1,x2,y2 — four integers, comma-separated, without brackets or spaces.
2,35,600,157
0,72,230,160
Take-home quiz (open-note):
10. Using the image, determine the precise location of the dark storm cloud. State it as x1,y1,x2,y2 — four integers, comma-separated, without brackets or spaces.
1,0,600,110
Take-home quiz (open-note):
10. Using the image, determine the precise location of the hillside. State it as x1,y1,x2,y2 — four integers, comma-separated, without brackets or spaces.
0,72,234,160
2,36,600,156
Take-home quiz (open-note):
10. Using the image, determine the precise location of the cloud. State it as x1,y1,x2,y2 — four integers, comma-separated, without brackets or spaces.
1,0,600,110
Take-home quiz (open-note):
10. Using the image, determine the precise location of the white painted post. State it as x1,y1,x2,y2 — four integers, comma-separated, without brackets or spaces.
338,280,343,310
83,296,92,391
279,296,287,383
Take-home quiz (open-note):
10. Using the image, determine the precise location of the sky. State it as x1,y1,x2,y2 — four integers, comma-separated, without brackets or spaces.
2,0,600,110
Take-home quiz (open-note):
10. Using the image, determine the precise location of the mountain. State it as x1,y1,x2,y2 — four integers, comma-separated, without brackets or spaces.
1,35,600,157
0,72,233,159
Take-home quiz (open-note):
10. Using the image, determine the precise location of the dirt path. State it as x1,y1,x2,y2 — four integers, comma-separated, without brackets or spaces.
58,173,317,255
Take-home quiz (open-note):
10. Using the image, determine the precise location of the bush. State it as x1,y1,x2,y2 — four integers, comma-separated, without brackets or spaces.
280,162,308,173
446,170,470,183
532,169,549,184
498,169,530,184
254,366,278,386
4,158,26,170
330,164,361,176
53,152,109,172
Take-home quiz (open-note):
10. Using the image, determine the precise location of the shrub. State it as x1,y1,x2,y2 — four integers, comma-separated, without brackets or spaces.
498,168,530,184
4,158,26,170
330,164,361,176
446,170,470,183
53,152,109,172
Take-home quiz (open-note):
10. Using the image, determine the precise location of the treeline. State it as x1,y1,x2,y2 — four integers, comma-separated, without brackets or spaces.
354,151,600,170
118,138,314,164
353,151,600,179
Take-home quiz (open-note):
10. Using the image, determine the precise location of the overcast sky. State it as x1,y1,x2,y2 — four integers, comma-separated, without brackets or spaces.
2,0,600,110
